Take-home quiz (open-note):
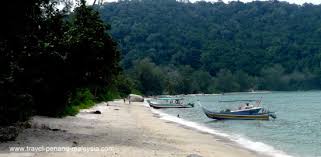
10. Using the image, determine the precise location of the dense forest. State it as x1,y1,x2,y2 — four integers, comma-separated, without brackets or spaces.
0,0,131,130
99,0,321,95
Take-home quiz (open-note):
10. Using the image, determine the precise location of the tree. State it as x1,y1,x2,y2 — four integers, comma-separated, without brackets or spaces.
216,69,240,92
260,64,287,90
132,58,165,95
191,71,214,93
234,70,256,91
67,0,120,89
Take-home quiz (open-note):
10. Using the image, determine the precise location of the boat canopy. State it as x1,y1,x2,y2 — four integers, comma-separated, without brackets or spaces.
218,99,257,102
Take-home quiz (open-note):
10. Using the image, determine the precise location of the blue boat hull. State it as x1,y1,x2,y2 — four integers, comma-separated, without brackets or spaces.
202,108,271,120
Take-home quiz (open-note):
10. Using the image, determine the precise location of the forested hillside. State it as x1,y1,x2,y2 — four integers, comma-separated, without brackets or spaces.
99,0,321,95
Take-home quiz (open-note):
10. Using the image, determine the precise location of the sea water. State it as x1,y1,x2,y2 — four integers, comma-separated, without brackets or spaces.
153,91,321,157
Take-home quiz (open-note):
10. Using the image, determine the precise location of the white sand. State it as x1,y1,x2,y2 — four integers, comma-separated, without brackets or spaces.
0,100,259,157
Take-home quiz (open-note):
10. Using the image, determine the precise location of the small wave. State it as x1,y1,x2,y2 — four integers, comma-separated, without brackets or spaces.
150,108,293,157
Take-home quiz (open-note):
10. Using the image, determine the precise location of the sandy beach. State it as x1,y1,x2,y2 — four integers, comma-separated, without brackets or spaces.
0,100,259,157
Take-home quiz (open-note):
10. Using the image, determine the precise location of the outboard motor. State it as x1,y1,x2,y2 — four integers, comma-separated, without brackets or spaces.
189,103,194,107
269,112,277,119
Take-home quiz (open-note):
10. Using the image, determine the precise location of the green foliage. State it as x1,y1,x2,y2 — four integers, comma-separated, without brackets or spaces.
191,70,214,93
234,70,256,92
0,0,121,126
99,0,321,94
97,87,121,102
216,69,240,92
60,105,79,117
130,88,143,96
131,58,165,95
70,89,95,109
114,74,135,97
260,64,287,90
59,88,95,117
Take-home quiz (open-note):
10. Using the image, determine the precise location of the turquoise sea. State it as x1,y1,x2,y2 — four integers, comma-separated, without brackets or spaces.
152,91,321,157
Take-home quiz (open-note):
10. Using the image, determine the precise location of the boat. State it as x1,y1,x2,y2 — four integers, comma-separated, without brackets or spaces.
147,97,194,109
218,99,257,102
227,106,263,115
199,102,276,120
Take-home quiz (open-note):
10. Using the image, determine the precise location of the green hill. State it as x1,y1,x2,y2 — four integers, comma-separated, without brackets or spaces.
99,0,321,94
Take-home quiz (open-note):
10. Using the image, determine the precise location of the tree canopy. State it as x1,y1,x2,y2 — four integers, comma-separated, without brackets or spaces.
99,0,321,94
0,0,121,126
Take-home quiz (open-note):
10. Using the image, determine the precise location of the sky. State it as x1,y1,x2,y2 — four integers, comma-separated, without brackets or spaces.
84,0,321,5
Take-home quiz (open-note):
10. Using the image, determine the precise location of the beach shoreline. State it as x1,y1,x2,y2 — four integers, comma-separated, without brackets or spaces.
0,100,260,157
